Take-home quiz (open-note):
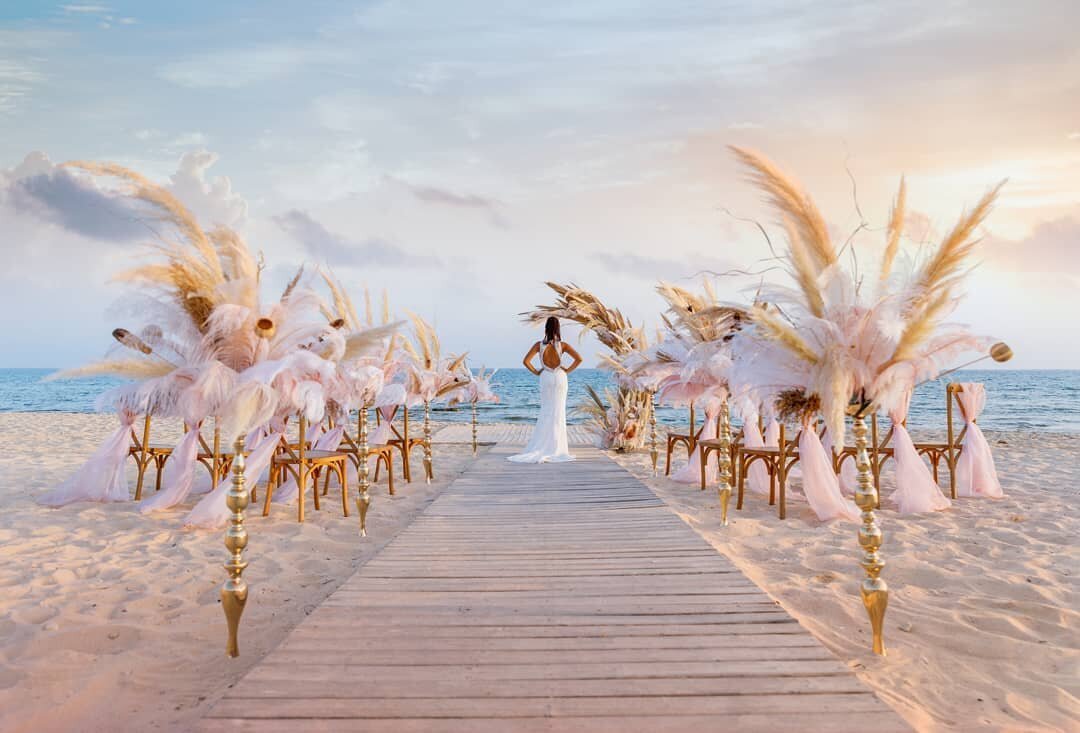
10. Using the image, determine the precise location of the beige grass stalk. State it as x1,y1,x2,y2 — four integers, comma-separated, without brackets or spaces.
879,178,907,284
730,146,836,272
749,306,820,365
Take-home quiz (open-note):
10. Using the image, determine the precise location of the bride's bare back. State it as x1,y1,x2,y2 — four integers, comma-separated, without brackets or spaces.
522,340,582,375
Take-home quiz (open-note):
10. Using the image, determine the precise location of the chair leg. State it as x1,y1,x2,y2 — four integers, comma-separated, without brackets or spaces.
155,458,165,492
699,447,708,491
664,442,672,476
262,465,277,517
778,464,787,520
768,466,776,506
297,466,306,523
736,459,746,510
310,467,321,512
387,454,395,496
339,464,349,517
134,457,148,501
402,447,412,483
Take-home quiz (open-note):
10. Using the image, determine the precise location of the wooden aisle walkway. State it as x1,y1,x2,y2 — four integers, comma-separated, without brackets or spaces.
203,446,909,732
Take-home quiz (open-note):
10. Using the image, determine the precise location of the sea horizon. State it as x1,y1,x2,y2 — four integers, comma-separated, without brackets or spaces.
5,367,1078,433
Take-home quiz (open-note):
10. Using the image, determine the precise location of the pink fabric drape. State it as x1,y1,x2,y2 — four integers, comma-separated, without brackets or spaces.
184,430,284,529
820,429,857,496
672,405,719,484
743,414,770,495
39,411,136,507
271,425,346,505
954,383,1003,498
797,424,860,522
140,422,201,513
889,392,951,513
764,419,780,449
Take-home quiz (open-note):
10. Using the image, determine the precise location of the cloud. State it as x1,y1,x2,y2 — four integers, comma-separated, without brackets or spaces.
167,150,247,228
4,152,147,241
60,4,110,12
1068,132,1080,141
1,149,248,244
158,44,332,88
590,251,746,282
982,212,1080,277
274,209,437,268
387,176,508,228
0,59,45,115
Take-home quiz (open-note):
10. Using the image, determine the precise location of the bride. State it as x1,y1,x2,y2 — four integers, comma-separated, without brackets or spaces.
508,316,582,463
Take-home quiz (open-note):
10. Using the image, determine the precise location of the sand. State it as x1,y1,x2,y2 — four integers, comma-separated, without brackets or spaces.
0,412,478,732
1,414,1077,731
613,429,1080,732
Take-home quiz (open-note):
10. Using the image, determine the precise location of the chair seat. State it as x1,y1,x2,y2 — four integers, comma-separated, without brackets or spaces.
273,450,349,465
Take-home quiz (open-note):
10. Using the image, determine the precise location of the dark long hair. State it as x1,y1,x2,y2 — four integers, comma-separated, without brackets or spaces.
543,316,561,344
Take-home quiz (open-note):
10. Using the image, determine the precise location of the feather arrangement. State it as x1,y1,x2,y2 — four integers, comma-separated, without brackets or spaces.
730,146,1003,439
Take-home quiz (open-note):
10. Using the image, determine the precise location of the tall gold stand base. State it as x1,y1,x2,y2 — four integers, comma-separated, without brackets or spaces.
221,433,249,658
862,579,889,656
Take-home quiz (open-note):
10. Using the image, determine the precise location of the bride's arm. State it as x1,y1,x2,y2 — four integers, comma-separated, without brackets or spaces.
522,342,542,375
561,343,584,373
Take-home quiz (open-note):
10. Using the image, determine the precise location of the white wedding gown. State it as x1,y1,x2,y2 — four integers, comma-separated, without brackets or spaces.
508,341,574,463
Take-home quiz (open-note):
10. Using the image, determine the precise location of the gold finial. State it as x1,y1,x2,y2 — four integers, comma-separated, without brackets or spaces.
254,317,276,340
356,405,371,537
990,342,1013,363
853,412,888,655
221,433,249,657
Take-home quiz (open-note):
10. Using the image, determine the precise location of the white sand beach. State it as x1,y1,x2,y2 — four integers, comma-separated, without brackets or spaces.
0,412,478,732
614,430,1080,732
1,414,1077,731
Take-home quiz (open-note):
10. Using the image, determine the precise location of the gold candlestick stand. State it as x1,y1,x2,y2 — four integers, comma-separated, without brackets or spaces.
853,410,888,655
356,405,371,537
221,433,249,658
423,400,433,483
471,401,479,455
649,392,658,476
717,400,733,526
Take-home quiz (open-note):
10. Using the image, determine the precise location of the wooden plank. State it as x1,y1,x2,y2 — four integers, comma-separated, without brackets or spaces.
201,445,909,732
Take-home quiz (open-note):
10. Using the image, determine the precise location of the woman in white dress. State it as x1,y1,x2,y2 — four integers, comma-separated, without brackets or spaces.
508,317,582,463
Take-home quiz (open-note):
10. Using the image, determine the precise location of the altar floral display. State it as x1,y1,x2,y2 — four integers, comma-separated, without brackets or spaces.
524,282,651,451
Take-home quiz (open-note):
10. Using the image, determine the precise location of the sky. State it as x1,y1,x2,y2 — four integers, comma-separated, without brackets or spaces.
1,0,1078,369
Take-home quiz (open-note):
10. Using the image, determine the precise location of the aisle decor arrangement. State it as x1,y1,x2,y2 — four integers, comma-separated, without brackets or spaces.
638,147,1011,655
38,161,401,520
448,365,500,454
399,313,473,481
523,282,651,451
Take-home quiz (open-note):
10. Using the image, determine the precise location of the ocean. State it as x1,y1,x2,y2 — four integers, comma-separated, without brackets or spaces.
1,368,1077,432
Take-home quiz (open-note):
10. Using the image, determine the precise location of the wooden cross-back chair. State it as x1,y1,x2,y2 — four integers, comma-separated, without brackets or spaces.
195,417,235,489
383,406,428,483
338,410,396,496
262,413,350,522
129,414,173,501
698,412,761,491
664,403,698,475
734,419,826,520
834,382,967,499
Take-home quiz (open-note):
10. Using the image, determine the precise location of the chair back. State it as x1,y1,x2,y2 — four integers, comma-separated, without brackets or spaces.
130,414,152,455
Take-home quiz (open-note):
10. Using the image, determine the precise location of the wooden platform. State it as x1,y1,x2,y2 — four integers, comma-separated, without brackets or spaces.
433,422,596,446
203,445,909,732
